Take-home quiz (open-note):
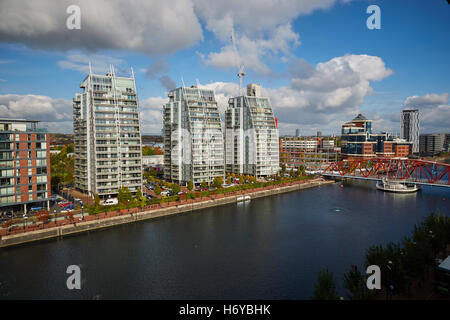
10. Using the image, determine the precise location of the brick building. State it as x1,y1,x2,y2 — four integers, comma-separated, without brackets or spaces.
0,119,51,215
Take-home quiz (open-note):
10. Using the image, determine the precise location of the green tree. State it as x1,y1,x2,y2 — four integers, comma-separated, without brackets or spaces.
136,188,143,204
312,267,339,300
187,180,193,191
154,185,161,195
201,180,207,189
226,176,232,185
94,193,100,208
281,164,286,173
343,265,374,300
213,176,223,188
172,183,181,194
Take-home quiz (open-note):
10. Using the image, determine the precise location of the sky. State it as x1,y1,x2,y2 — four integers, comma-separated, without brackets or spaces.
0,0,449,136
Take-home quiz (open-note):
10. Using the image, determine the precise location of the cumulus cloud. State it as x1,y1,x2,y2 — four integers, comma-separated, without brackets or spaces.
144,59,177,91
0,94,73,133
196,54,393,135
57,53,125,74
403,93,448,109
140,96,167,134
0,0,203,55
0,93,169,135
145,59,170,78
402,93,450,133
158,76,177,91
202,24,300,75
195,0,344,75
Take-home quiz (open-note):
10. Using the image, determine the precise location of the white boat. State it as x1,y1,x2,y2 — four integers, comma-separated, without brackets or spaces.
376,178,420,193
237,195,251,202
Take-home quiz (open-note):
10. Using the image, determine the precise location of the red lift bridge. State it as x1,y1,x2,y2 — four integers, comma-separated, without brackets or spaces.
322,158,450,188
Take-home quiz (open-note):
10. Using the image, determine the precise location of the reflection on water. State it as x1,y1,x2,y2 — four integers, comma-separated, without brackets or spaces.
0,180,448,299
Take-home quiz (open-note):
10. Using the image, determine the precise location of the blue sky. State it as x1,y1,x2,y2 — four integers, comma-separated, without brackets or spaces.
0,0,448,135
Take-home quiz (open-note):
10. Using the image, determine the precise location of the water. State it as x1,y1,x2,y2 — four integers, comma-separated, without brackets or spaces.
0,180,448,299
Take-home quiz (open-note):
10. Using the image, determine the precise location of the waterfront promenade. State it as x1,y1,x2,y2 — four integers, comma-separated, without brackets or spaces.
0,178,333,248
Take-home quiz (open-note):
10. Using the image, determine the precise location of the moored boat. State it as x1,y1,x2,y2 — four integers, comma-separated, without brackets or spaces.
376,178,420,193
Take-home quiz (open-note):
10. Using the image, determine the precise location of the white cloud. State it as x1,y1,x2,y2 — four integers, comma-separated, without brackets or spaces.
403,93,450,133
195,0,343,75
57,53,125,74
139,96,166,134
0,94,73,133
403,93,448,109
196,54,393,135
0,0,203,55
202,24,300,75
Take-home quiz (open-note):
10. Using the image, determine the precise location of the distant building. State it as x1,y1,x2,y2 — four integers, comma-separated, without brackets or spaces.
317,131,322,137
401,109,419,153
73,70,143,198
279,136,338,170
142,155,164,167
225,84,279,177
340,114,412,160
163,86,224,185
0,119,51,214
419,133,446,156
295,129,300,137
445,134,450,152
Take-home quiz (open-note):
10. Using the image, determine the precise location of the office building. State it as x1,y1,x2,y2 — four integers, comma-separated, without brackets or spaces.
0,119,51,214
225,84,279,177
73,69,143,198
163,86,224,185
401,109,419,153
295,129,300,137
419,133,446,156
279,136,338,170
340,114,412,160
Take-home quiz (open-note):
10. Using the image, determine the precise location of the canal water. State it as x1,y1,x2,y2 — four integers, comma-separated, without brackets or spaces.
0,180,448,299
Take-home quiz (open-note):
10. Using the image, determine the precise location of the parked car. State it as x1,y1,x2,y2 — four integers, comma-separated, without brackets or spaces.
160,190,170,196
103,198,118,206
59,202,72,208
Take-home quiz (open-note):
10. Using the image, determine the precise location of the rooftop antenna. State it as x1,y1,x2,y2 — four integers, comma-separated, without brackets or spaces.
131,67,135,79
231,27,245,96
181,76,186,88
88,61,93,75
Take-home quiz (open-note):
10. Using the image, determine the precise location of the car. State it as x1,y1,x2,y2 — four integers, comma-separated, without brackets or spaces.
160,190,170,196
61,204,75,210
103,198,118,206
178,191,184,195
59,202,72,208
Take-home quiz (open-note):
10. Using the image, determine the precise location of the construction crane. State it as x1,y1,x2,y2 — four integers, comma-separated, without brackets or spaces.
231,28,245,96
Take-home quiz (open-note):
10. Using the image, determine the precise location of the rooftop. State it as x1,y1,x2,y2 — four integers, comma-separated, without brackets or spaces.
0,118,40,123
352,113,368,121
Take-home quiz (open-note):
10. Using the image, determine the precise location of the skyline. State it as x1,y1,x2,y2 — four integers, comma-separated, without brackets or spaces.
0,0,449,135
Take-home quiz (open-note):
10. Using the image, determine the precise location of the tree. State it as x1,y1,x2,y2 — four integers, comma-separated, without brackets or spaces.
94,193,100,208
226,176,232,185
187,181,193,191
312,267,339,300
290,168,295,177
136,188,143,203
172,183,181,194
201,180,207,189
281,164,286,173
343,265,374,300
154,185,161,195
213,176,223,188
